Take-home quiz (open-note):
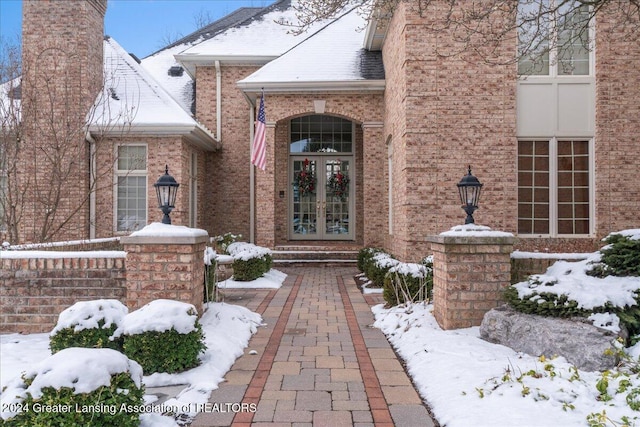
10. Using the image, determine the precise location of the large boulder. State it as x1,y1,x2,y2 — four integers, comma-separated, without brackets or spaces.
480,305,623,371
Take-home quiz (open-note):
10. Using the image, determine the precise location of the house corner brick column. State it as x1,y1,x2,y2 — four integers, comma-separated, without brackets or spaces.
254,124,276,248
427,232,515,330
121,226,209,314
362,122,386,247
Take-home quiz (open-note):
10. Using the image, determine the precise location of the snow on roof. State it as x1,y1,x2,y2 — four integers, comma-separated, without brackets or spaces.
89,37,218,150
141,43,194,115
237,7,385,90
175,0,332,65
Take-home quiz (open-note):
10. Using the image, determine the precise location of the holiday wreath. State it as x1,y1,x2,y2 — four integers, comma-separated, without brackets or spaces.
328,170,350,201
293,158,316,197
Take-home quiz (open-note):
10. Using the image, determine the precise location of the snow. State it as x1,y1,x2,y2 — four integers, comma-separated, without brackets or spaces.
114,300,199,336
51,299,128,334
1,302,262,424
606,229,640,241
512,255,640,310
218,268,287,289
226,242,272,261
1,348,143,419
178,1,331,59
588,312,621,333
440,223,515,237
0,250,126,259
4,237,120,251
128,222,208,238
239,7,375,85
142,43,195,114
511,250,590,260
373,303,640,427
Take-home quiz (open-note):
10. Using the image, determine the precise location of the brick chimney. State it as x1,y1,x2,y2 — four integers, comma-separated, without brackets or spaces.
19,0,107,243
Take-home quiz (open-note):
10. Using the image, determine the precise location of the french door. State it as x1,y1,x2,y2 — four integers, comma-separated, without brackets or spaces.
290,156,354,240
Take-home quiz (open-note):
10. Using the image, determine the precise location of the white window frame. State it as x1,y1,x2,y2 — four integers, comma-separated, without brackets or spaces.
517,137,594,238
114,144,148,233
518,0,595,77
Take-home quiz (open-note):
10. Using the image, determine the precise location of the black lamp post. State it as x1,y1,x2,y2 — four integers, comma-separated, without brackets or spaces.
456,165,483,224
154,165,180,225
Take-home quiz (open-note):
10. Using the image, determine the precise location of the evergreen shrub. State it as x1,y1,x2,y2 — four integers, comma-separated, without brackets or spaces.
116,300,207,374
49,299,127,354
587,233,640,278
227,242,272,281
122,326,206,374
0,348,144,427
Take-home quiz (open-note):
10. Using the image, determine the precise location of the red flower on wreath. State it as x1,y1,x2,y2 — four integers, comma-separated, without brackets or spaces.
293,158,316,197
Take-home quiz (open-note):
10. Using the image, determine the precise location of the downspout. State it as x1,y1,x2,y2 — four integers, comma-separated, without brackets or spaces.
85,130,96,239
215,60,222,141
242,92,256,243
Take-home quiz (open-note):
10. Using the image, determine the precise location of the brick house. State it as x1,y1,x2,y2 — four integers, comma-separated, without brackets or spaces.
2,0,639,260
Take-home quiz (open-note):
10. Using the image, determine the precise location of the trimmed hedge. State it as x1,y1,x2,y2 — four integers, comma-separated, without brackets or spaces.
49,299,128,354
227,242,273,281
116,301,207,374
50,321,122,354
122,326,206,374
0,348,144,427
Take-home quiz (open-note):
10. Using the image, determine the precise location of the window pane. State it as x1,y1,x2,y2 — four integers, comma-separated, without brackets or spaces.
518,140,550,234
118,146,146,171
290,115,352,153
556,140,590,234
557,4,590,76
117,176,147,231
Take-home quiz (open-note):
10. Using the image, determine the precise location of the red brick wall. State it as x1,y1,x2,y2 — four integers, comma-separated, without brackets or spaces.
0,254,126,333
93,136,205,237
18,0,106,244
383,2,518,261
594,9,640,239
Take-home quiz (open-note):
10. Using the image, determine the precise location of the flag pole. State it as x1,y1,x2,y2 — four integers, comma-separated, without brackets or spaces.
249,95,256,243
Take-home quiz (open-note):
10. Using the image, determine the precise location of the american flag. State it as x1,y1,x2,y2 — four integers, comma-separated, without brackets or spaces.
251,93,267,170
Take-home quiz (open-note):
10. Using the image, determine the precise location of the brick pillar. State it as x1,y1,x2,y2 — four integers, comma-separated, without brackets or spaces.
121,224,209,314
427,228,514,330
362,122,386,247
254,124,276,248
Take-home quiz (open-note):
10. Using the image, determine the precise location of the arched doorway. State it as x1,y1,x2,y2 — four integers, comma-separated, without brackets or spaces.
289,115,355,241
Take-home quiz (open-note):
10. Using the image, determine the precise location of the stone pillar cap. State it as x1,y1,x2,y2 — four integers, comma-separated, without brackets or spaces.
121,222,209,245
427,224,515,245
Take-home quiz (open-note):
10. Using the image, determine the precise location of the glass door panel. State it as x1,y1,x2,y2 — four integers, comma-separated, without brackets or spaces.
292,159,318,237
290,156,353,240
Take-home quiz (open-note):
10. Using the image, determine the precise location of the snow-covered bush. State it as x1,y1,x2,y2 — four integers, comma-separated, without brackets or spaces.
587,230,640,278
49,299,128,353
357,247,382,273
383,256,433,306
212,232,242,254
227,242,272,281
506,229,640,340
114,300,206,374
0,348,144,427
365,251,400,288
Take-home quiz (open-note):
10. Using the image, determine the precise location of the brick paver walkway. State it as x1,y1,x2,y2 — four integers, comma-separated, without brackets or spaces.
191,266,435,427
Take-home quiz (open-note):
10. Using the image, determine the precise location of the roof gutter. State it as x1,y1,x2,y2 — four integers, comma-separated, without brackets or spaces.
215,60,222,142
237,80,386,93
87,123,221,151
176,54,278,77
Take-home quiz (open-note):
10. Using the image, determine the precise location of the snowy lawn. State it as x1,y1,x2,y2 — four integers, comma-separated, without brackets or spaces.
373,302,640,427
1,302,262,426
